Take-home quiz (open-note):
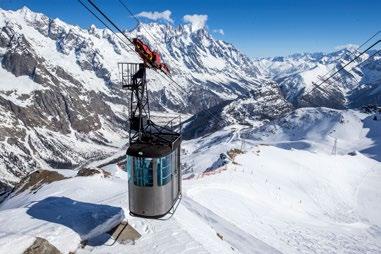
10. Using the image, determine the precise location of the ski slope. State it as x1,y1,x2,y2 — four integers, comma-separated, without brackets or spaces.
0,108,380,253
183,146,381,253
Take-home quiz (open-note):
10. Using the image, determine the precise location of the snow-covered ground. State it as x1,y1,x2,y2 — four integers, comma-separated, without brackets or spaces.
0,108,381,253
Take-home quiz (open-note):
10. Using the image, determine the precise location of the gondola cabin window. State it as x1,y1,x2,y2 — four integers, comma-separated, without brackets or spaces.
125,155,132,180
157,153,172,186
133,157,153,187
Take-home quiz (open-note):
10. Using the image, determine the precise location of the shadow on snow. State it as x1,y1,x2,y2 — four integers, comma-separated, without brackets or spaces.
27,196,124,246
360,116,381,162
274,141,312,151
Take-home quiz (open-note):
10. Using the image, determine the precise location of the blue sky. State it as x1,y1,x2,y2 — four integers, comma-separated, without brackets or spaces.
0,0,380,57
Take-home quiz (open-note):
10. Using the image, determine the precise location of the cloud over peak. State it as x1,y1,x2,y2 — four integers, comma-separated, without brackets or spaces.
334,43,359,51
135,11,220,34
212,29,224,35
136,10,173,23
183,14,208,32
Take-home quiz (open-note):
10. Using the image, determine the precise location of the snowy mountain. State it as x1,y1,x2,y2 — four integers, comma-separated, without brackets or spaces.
0,5,380,254
0,7,287,190
254,47,381,108
0,6,380,194
183,80,292,139
184,46,381,138
0,107,380,253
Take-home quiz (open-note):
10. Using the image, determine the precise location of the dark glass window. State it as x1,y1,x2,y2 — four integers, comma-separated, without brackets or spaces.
157,153,172,186
133,157,153,187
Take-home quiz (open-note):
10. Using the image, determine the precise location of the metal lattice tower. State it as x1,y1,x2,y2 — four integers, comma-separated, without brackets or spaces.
119,63,151,143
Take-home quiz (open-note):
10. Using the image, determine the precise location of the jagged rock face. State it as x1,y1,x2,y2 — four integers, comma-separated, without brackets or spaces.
225,81,293,121
0,7,277,187
1,7,378,188
0,8,131,186
2,47,37,77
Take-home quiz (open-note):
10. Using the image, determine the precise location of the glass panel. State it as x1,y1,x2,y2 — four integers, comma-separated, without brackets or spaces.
125,155,132,180
133,157,153,187
157,153,172,186
173,149,178,175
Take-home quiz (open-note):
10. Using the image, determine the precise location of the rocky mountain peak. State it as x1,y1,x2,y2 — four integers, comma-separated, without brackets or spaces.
0,6,378,193
0,7,283,188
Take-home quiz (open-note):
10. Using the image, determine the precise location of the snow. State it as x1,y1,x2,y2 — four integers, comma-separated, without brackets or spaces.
0,67,44,107
0,232,35,254
0,7,381,254
200,54,226,71
357,170,381,227
181,135,381,253
28,127,119,166
253,48,380,105
242,108,377,157
0,66,38,92
0,107,380,253
0,174,127,253
0,6,262,105
300,63,331,90
181,196,281,254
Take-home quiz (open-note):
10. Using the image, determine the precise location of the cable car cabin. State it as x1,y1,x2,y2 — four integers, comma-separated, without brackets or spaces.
119,62,180,218
126,134,182,218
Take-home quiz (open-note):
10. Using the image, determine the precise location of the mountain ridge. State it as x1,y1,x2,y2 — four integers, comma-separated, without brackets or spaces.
0,6,284,189
253,47,381,107
0,6,379,191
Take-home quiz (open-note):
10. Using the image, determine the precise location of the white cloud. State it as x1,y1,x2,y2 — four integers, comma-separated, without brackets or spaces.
334,43,359,51
136,10,173,23
183,14,208,31
212,29,224,35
